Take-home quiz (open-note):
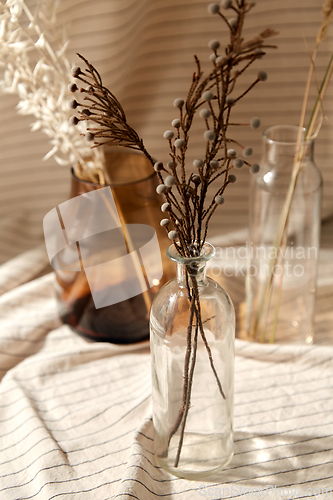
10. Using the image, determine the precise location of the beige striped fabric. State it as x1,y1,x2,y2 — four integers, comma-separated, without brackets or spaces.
1,0,333,264
0,249,332,499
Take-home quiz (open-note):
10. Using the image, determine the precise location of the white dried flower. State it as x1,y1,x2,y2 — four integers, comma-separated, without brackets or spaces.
172,118,181,128
0,0,100,175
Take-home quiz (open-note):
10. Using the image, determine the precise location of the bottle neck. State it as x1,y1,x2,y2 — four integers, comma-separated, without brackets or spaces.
262,125,314,169
263,138,314,166
167,243,215,288
176,260,208,288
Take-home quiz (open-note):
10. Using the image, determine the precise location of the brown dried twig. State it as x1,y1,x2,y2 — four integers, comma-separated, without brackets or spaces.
68,0,277,468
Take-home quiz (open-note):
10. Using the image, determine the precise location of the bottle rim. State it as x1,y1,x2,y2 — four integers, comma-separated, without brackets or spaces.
167,242,216,264
263,125,314,146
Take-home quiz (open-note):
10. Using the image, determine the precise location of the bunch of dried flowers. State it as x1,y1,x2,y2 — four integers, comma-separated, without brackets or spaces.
68,0,277,465
0,0,103,182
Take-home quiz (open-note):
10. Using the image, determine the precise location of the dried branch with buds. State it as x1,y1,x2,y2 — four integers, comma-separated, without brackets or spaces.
69,0,277,466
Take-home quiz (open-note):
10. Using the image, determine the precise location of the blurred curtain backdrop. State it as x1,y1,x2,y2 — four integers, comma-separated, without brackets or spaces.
0,0,332,265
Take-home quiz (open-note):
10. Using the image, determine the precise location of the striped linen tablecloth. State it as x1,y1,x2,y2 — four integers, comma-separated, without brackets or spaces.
0,241,333,500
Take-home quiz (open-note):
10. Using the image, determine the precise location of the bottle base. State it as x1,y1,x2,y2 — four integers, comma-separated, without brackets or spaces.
156,451,234,480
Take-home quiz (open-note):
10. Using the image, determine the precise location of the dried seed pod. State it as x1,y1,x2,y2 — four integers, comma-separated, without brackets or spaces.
156,184,169,195
243,147,253,157
193,159,204,168
221,0,232,9
85,132,94,142
199,108,211,119
71,66,82,78
202,91,214,101
192,174,201,185
163,130,174,139
168,230,178,240
173,98,184,108
174,138,185,149
69,116,79,126
154,161,164,172
208,39,220,50
250,163,260,174
215,195,225,205
165,175,176,187
68,83,78,93
226,96,235,106
68,99,78,109
204,130,216,141
160,219,170,227
250,117,261,129
161,202,170,212
229,18,237,28
234,158,244,169
216,56,227,66
258,70,268,81
208,3,220,14
227,149,237,158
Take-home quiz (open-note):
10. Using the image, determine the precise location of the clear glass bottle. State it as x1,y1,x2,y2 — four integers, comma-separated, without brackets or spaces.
150,243,235,480
246,125,323,344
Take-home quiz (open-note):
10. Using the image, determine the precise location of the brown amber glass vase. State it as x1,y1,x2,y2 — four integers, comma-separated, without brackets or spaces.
55,149,173,343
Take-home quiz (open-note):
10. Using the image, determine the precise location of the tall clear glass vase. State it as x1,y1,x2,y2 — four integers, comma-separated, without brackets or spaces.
246,125,323,344
150,243,235,480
